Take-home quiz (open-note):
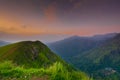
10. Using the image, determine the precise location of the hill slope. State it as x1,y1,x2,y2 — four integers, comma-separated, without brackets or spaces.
74,34,120,80
48,33,120,80
0,40,91,80
0,41,64,68
74,33,120,72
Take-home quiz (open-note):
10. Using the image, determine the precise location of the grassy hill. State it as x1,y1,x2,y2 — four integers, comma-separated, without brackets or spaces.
0,41,91,80
0,41,64,68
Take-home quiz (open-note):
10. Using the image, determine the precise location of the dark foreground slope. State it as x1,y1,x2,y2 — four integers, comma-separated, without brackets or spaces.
0,41,91,80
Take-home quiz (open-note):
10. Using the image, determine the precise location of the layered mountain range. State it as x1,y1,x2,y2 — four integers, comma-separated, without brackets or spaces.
48,33,120,80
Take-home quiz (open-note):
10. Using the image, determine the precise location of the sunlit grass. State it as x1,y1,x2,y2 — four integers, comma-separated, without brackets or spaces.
0,61,92,80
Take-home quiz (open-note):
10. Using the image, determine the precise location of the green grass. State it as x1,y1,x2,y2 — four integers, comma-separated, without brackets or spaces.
0,41,92,80
0,61,92,80
0,41,66,68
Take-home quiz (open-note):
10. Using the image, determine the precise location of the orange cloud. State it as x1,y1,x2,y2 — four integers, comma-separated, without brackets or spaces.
0,14,44,35
43,2,57,22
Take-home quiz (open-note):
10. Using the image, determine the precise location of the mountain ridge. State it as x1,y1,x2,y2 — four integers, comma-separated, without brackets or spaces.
47,33,117,60
0,40,65,68
48,33,120,80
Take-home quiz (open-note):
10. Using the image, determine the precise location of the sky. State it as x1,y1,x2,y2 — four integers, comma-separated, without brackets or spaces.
0,0,120,43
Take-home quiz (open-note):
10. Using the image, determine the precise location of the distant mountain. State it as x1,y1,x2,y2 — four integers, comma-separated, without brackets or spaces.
48,33,117,61
92,33,117,40
0,40,9,46
74,33,120,79
48,33,120,80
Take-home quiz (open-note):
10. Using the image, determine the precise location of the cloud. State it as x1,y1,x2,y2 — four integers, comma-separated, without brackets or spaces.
9,27,17,30
0,26,42,35
0,26,17,32
43,1,58,22
21,25,27,29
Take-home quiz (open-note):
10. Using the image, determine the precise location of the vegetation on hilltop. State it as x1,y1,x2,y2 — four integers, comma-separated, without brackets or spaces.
0,61,91,80
0,41,91,80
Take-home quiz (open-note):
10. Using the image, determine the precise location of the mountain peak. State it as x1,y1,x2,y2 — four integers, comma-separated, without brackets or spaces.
0,41,63,68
